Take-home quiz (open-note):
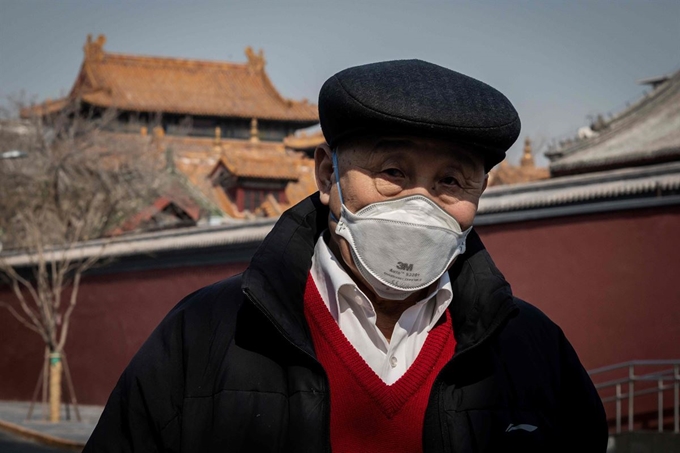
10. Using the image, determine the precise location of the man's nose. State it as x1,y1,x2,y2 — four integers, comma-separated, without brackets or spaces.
401,177,439,200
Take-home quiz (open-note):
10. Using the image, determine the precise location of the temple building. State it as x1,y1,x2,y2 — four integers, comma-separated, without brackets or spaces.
33,35,318,140
25,35,320,222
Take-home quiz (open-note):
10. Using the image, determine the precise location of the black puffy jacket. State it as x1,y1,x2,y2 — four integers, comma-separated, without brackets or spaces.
84,194,608,452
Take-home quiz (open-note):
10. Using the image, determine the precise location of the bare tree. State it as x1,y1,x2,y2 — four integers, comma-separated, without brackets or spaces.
0,99,170,422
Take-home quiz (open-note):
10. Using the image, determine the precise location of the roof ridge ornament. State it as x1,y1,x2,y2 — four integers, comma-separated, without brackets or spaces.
250,118,260,143
245,46,265,73
521,137,535,168
213,127,223,153
153,126,165,154
84,34,106,62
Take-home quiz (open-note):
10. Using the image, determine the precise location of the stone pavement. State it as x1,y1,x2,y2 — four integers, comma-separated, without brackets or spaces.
0,401,102,450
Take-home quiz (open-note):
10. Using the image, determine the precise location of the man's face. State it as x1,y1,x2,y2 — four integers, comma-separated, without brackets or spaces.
315,135,488,298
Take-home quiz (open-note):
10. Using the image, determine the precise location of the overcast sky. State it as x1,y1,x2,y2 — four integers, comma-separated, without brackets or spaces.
1,0,678,165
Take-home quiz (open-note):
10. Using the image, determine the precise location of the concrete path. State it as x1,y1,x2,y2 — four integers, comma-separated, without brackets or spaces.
0,429,67,453
0,401,102,450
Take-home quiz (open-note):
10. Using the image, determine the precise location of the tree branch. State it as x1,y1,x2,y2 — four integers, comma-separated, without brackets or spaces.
0,301,47,340
56,271,80,352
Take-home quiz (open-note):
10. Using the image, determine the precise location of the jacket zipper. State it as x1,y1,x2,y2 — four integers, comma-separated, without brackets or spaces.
244,288,333,453
426,302,519,453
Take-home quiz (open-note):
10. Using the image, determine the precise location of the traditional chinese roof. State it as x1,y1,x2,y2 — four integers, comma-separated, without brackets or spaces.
210,152,300,181
20,98,70,118
163,132,317,218
81,130,317,220
488,137,549,186
283,129,326,152
30,35,318,123
110,191,202,236
546,69,680,176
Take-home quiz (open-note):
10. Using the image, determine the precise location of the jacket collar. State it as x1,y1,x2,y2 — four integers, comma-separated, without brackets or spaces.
445,227,518,353
242,194,326,358
242,193,517,358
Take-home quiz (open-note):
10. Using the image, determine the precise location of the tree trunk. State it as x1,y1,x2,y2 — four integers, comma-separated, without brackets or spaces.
48,352,62,423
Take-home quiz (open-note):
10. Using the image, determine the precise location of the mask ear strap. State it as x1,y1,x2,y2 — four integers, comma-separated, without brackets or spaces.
329,150,343,223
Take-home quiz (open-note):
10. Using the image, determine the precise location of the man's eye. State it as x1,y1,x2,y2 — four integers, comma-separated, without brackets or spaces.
382,168,405,178
440,176,460,187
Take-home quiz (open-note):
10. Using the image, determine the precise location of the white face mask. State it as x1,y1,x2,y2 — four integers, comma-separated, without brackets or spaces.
330,152,471,300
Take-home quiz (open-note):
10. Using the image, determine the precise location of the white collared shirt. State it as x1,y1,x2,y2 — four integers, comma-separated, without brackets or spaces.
310,234,453,385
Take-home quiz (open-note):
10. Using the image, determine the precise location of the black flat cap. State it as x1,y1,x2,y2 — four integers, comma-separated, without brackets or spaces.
319,59,521,171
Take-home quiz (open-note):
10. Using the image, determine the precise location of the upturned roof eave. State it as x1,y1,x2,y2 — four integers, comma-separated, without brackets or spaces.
549,147,680,175
79,95,319,123
545,69,680,166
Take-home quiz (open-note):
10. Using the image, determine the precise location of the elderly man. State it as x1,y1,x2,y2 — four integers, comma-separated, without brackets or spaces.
85,60,607,452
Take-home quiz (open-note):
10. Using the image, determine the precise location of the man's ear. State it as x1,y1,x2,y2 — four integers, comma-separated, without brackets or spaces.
314,143,334,206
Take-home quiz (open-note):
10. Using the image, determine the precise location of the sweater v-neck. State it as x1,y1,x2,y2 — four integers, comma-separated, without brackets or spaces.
304,273,455,418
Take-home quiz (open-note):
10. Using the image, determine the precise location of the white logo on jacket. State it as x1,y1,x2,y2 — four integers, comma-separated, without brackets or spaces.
505,424,538,433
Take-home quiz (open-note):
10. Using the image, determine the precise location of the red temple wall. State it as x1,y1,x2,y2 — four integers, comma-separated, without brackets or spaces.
475,205,680,372
0,263,247,405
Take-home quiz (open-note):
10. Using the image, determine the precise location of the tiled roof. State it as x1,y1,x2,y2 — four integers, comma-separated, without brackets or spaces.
488,137,549,186
0,219,277,267
212,152,300,181
478,161,680,214
259,194,284,217
110,191,202,236
80,131,317,220
20,98,69,117
488,162,549,186
284,129,326,151
42,35,319,123
163,133,316,217
285,159,318,206
547,69,680,175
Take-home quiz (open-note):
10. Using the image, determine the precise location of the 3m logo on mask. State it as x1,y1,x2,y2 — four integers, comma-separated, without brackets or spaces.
396,262,414,271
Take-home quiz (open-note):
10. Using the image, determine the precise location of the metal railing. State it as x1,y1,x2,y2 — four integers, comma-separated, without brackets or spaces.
589,360,680,434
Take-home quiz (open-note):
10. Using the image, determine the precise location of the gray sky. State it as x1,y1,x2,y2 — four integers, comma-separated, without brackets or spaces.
1,0,678,165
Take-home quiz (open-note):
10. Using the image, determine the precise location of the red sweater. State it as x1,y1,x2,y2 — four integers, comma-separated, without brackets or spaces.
303,274,456,453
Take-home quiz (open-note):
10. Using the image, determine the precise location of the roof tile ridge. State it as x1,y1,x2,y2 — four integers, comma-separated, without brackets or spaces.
575,98,677,158
484,161,680,198
551,146,680,173
164,135,215,145
256,68,317,114
217,155,238,174
258,70,295,109
68,62,88,98
605,71,680,129
100,51,250,71
552,71,680,161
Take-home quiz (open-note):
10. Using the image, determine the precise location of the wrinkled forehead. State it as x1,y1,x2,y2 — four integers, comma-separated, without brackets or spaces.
337,135,485,172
